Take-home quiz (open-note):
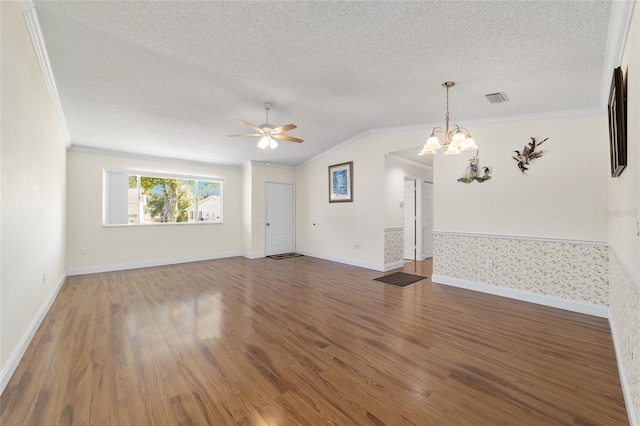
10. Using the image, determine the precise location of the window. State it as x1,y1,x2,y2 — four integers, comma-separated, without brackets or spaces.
103,169,223,225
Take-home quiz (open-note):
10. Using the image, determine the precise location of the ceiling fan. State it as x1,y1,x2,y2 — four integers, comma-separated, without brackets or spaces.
228,102,303,150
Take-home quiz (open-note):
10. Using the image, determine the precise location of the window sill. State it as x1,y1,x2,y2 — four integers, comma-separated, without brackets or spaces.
103,221,223,228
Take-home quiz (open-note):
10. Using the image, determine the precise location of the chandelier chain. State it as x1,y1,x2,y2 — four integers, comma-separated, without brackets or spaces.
445,84,450,135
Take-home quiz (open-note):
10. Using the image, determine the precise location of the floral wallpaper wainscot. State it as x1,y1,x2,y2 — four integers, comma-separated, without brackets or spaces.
609,250,640,423
384,228,403,265
433,233,609,305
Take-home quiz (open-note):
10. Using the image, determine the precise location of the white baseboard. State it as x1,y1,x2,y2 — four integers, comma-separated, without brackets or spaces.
296,250,385,271
435,274,636,422
1,271,67,394
241,252,265,259
67,252,241,276
383,261,405,271
431,275,609,318
609,315,639,426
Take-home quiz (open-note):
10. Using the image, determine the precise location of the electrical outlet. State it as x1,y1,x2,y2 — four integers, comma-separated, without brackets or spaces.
43,273,46,284
80,248,87,256
355,244,362,250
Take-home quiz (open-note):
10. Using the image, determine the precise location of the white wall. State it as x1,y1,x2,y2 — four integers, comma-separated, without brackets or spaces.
607,2,640,422
241,162,253,256
433,115,609,241
296,129,431,270
1,0,67,385
66,149,242,273
297,115,608,270
247,163,296,256
609,4,640,280
385,156,432,228
429,115,611,319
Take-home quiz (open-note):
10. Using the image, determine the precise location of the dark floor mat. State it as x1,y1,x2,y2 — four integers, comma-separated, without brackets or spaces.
373,272,427,287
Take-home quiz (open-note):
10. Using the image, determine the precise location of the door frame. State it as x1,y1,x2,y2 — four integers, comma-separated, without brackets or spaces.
404,175,424,261
264,181,296,256
422,180,434,259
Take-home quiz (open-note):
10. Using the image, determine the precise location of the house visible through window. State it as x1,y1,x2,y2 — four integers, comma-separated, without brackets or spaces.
103,169,223,225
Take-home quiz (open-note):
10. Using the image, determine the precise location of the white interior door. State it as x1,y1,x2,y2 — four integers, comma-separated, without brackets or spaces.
422,182,433,258
265,182,295,256
403,179,416,260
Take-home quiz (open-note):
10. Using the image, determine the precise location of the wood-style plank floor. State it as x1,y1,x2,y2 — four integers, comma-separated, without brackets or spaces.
0,256,629,425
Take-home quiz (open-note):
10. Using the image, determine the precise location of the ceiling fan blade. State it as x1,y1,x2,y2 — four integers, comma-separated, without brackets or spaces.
239,119,263,132
273,134,303,143
228,133,262,137
271,123,297,133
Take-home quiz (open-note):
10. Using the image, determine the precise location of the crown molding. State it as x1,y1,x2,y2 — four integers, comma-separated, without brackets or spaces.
296,108,600,169
19,0,35,12
385,153,433,171
371,108,601,134
296,129,371,169
250,160,295,170
19,0,70,147
599,0,636,110
68,145,241,170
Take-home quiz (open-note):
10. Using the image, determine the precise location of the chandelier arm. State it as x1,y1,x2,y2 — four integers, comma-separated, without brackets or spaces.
445,124,460,138
447,126,471,138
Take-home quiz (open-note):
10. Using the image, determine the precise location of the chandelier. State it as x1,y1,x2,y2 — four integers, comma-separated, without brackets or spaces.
418,81,478,156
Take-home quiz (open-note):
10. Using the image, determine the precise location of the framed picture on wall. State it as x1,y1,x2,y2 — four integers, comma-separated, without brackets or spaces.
608,66,627,178
328,161,353,203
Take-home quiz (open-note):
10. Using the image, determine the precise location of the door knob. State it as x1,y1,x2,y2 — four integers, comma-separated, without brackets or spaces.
266,222,271,226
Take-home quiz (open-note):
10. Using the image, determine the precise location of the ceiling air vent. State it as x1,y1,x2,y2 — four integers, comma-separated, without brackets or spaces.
485,92,509,103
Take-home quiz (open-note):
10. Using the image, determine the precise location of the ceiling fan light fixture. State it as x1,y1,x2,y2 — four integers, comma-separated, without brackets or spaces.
228,102,303,148
258,136,270,149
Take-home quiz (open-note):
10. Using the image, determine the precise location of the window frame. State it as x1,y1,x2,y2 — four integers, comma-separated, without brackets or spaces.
103,168,224,226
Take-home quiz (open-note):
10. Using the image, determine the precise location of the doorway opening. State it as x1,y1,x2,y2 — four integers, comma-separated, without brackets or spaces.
403,178,417,260
265,182,295,256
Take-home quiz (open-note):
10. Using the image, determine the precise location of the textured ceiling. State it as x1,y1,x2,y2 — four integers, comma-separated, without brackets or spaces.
33,1,612,167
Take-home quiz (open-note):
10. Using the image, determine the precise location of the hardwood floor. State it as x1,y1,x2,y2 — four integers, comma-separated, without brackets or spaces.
0,256,629,425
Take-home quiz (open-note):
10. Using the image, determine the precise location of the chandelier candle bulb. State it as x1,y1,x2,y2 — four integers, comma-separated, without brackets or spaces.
460,136,478,152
